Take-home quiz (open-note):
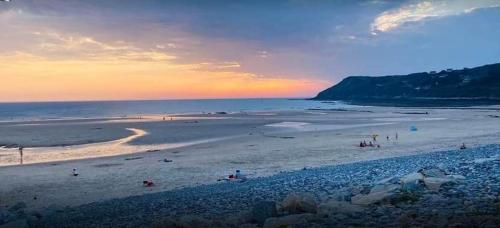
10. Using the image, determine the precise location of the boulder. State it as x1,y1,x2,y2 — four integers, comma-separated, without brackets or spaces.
426,178,452,191
423,177,455,191
448,175,466,180
249,201,278,224
281,193,317,214
419,167,447,178
263,213,315,228
400,172,425,191
351,184,400,205
317,200,364,216
376,176,400,185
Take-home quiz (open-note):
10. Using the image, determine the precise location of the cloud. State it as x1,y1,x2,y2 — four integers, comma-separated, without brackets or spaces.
32,31,176,62
191,61,241,71
371,0,500,34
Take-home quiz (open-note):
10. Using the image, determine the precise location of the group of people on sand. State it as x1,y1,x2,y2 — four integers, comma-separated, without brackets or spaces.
359,140,379,148
218,170,247,182
359,133,399,148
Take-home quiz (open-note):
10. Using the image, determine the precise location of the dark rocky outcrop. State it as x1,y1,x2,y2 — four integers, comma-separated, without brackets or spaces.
314,63,500,105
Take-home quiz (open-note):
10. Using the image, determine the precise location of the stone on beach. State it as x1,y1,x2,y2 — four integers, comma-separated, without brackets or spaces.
351,184,400,205
317,199,364,216
423,177,456,191
281,193,318,214
400,172,425,191
418,166,448,178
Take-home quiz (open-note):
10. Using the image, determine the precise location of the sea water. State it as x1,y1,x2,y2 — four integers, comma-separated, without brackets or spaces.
0,98,350,121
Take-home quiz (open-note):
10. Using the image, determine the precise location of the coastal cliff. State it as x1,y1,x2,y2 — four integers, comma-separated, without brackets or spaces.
314,63,500,102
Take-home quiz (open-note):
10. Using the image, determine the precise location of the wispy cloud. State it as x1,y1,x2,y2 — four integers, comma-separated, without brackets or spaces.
33,31,176,62
371,0,500,34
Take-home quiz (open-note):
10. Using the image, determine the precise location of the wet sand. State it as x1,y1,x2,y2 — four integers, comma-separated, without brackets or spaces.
1,106,500,209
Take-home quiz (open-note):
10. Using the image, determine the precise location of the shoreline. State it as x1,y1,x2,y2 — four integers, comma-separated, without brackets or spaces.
1,107,500,212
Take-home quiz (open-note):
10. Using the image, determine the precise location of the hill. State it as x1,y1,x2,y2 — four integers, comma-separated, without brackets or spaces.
314,63,500,105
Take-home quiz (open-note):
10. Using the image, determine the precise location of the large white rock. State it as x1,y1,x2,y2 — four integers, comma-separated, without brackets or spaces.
423,177,455,191
419,167,447,178
400,172,424,184
351,184,400,205
317,200,364,216
400,172,425,191
281,193,318,214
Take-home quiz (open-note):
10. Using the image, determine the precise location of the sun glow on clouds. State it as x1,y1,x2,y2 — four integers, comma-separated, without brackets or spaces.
371,0,500,34
0,31,327,102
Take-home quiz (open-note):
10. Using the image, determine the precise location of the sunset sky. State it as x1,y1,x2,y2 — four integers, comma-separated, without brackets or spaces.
1,0,500,102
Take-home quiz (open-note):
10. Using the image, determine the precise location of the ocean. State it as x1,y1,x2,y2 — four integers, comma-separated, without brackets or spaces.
0,98,350,121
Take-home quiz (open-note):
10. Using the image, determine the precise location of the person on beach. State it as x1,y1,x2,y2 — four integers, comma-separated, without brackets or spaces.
359,141,364,147
396,133,398,140
369,141,373,147
386,136,389,141
372,135,377,141
18,146,24,164
72,168,79,176
235,170,247,181
460,143,467,150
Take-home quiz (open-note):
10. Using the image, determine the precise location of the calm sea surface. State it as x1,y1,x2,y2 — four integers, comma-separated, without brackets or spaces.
0,98,350,121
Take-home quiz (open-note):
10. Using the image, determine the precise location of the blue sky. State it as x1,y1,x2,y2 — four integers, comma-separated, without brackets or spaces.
1,0,499,101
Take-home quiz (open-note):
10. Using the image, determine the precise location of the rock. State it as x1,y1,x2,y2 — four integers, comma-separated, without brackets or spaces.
423,177,456,191
370,184,400,194
400,172,425,191
419,167,447,178
249,201,277,224
0,219,28,228
263,213,315,228
351,184,400,205
281,193,317,214
448,175,466,180
400,172,424,184
317,200,364,216
376,176,400,185
8,203,26,212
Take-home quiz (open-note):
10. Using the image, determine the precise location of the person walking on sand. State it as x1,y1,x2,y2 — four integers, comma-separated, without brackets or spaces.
18,146,24,164
386,136,389,141
395,133,398,140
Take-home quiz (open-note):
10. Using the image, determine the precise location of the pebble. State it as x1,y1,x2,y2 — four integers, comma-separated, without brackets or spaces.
35,144,500,228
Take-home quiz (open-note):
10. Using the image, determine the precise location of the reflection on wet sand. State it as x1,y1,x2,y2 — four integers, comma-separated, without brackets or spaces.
0,128,223,166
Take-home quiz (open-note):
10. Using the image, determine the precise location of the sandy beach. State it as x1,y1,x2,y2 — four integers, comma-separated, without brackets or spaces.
1,106,500,210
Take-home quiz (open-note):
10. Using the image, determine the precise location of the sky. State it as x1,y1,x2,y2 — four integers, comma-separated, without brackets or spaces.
1,0,499,102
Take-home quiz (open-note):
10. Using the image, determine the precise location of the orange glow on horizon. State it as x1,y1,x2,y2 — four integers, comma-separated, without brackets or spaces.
0,53,329,102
